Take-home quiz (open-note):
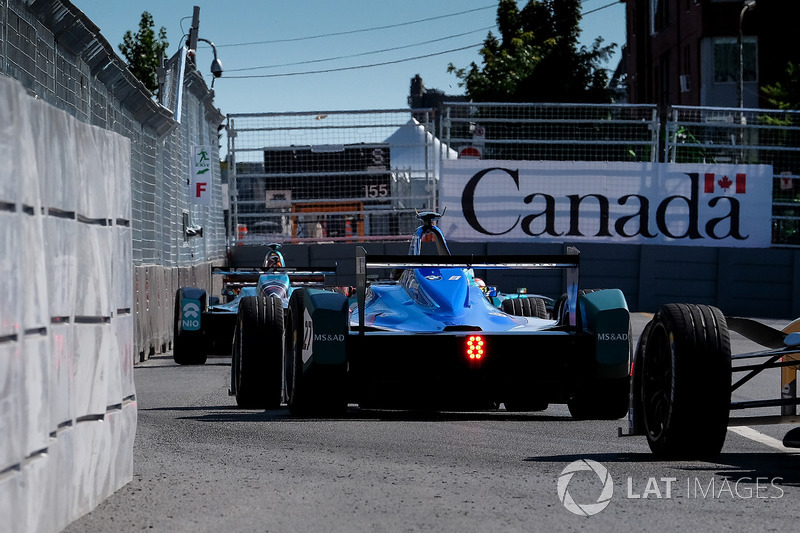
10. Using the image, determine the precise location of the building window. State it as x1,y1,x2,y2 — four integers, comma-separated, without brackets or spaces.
650,0,669,34
713,37,757,83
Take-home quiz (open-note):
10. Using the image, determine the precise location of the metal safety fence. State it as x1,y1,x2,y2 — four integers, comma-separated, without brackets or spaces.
665,106,800,246
1,0,226,266
442,102,800,247
2,0,229,362
227,109,444,244
441,102,660,163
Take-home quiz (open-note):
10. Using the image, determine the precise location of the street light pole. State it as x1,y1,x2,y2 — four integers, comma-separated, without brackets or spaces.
738,0,756,109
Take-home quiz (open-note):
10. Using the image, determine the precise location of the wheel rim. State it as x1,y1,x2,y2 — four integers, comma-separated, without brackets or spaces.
642,323,672,441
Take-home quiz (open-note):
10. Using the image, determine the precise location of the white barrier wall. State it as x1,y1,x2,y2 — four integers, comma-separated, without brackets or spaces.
0,76,136,533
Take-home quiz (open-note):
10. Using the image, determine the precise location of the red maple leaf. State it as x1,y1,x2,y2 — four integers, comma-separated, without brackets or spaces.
717,175,734,190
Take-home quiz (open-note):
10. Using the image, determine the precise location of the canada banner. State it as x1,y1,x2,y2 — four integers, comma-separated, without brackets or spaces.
439,160,773,247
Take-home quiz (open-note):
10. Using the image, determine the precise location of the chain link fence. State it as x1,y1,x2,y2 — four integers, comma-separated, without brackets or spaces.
665,105,800,246
2,0,226,266
441,102,660,163
442,102,800,247
227,109,446,244
2,0,229,361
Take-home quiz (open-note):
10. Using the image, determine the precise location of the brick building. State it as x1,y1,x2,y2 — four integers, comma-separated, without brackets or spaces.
624,0,799,110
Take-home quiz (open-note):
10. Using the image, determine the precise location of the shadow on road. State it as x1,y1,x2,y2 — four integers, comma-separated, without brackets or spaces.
168,405,577,423
526,451,800,485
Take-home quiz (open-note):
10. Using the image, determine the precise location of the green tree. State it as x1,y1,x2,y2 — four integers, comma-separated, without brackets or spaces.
118,12,169,96
447,0,616,103
762,61,800,111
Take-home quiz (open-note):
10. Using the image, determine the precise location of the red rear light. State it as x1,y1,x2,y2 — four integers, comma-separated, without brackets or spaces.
466,335,485,360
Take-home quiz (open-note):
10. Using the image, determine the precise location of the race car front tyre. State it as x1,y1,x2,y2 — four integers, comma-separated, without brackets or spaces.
501,297,548,318
173,287,207,365
284,289,347,416
232,295,283,409
636,303,731,459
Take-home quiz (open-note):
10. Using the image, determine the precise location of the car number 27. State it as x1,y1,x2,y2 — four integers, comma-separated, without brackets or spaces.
303,319,313,351
301,308,314,363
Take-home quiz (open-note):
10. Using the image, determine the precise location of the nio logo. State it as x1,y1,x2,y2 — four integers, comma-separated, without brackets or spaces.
181,300,202,331
182,302,200,318
597,333,628,341
314,334,345,342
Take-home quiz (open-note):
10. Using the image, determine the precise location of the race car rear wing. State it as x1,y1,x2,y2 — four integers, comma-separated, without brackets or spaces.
354,246,581,333
212,267,338,287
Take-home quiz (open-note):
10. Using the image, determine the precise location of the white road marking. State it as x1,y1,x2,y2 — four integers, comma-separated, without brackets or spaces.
729,426,792,452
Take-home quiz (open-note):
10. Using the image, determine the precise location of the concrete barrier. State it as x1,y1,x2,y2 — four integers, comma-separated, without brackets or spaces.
0,76,135,533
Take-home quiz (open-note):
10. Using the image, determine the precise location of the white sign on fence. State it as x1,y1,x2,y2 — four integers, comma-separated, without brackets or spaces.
190,145,213,205
440,160,773,247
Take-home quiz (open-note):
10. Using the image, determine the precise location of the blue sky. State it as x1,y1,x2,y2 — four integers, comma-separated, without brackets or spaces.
71,1,626,115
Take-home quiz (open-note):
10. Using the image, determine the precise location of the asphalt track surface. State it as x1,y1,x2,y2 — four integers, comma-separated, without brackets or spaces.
64,313,800,533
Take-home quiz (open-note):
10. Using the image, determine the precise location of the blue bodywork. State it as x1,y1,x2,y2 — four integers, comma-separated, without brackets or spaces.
293,211,632,412
210,273,292,314
182,243,327,356
356,269,553,332
351,212,557,334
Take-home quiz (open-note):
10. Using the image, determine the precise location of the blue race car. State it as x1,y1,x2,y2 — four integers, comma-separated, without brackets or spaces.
229,247,337,409
479,280,554,319
174,245,336,408
278,212,632,418
174,244,290,366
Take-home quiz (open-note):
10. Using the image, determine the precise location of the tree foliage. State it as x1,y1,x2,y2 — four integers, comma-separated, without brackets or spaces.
448,0,616,103
761,61,800,111
118,12,169,96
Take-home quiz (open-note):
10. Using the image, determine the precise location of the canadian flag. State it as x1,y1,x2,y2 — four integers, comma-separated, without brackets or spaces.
704,173,746,194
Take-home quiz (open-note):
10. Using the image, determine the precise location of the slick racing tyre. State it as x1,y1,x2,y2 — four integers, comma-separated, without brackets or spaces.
553,294,567,322
636,303,731,459
501,297,548,318
284,289,347,416
173,288,207,365
232,295,283,409
553,289,605,323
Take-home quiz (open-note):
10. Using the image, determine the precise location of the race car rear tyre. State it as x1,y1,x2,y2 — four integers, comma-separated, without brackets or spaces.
232,295,283,409
501,297,548,318
173,288,207,365
637,303,731,459
285,289,347,416
567,377,630,420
